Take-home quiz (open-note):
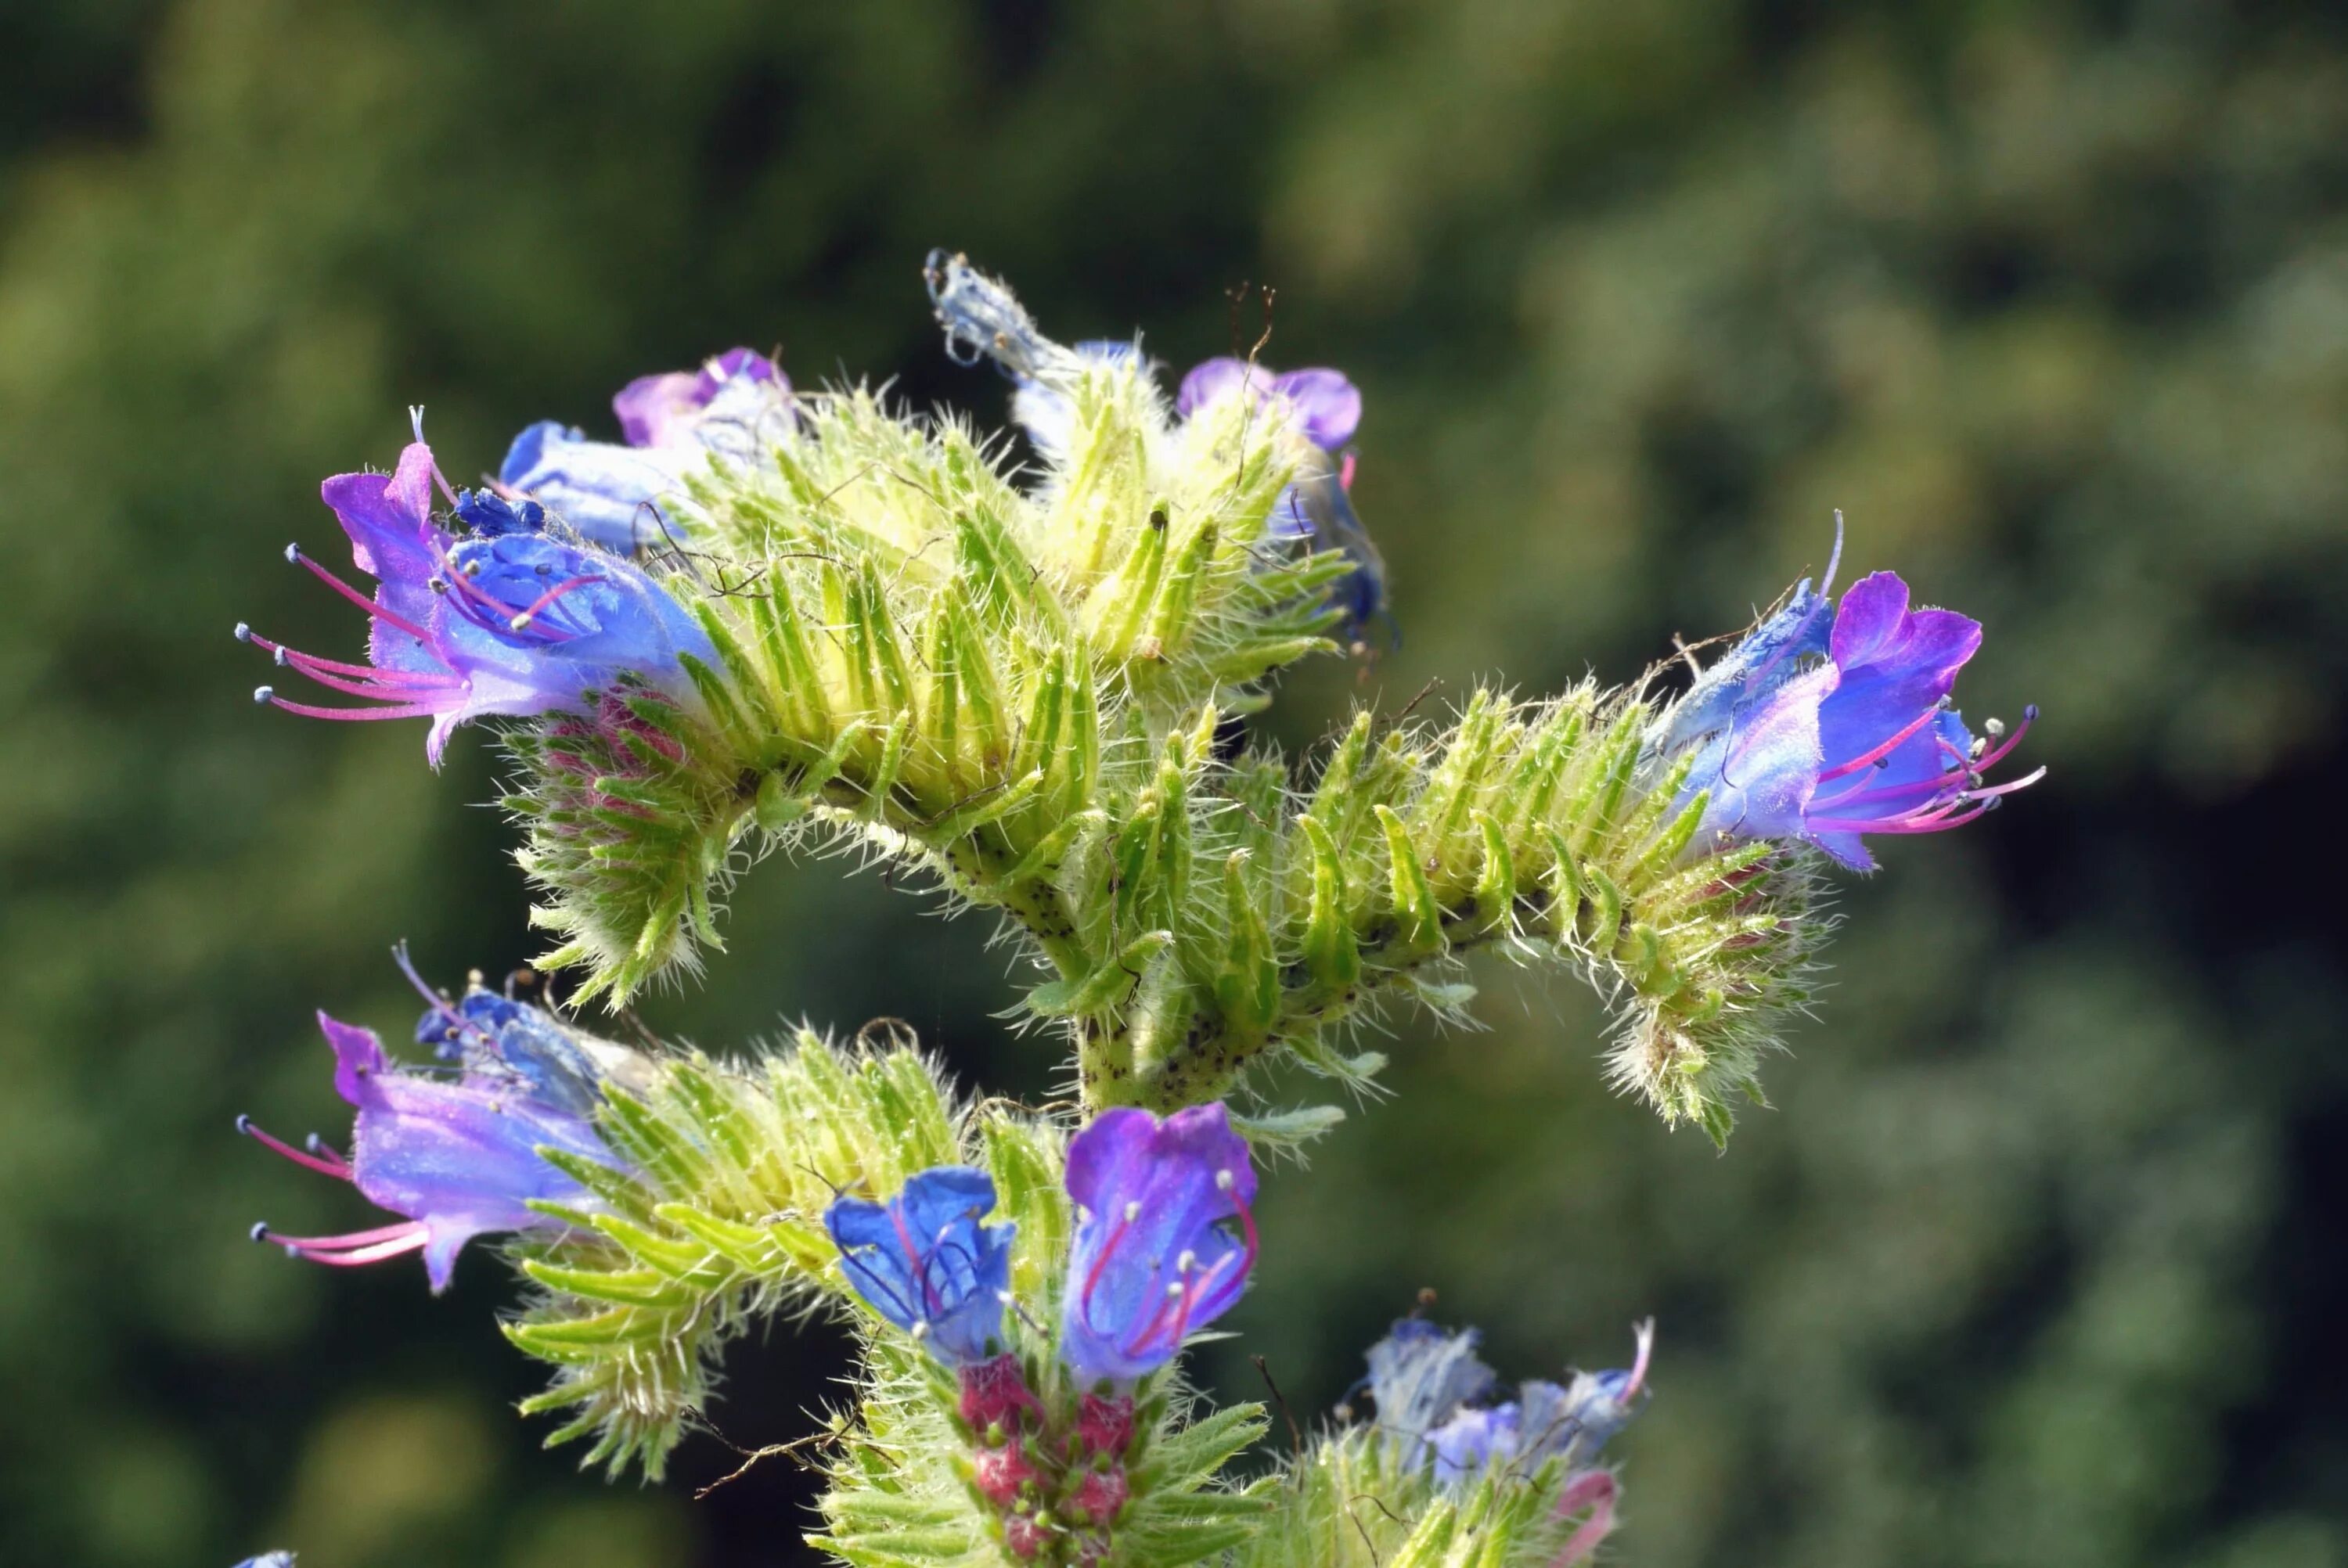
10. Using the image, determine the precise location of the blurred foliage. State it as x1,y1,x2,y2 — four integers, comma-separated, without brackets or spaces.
0,1,2342,1565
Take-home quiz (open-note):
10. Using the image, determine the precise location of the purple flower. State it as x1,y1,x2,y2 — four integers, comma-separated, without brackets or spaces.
240,962,628,1293
1176,358,1362,452
501,348,789,552
1675,570,2040,869
241,434,717,764
1060,1103,1259,1385
1176,357,1387,638
826,1166,1016,1366
613,347,785,448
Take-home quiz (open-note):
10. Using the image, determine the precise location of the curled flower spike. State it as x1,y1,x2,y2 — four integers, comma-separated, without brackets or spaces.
826,1166,1017,1367
1669,553,2040,869
1060,1102,1259,1386
240,962,628,1291
240,437,716,764
502,347,790,552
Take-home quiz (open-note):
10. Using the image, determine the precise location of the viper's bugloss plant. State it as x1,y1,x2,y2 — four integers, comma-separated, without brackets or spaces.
226,251,2040,1566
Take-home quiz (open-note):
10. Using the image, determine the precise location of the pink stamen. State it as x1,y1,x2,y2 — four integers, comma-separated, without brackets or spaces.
1124,1180,1259,1356
434,552,589,645
1339,451,1357,493
239,628,454,686
257,691,448,722
1226,1183,1261,1282
1809,801,1993,836
290,547,434,645
1622,1318,1655,1401
888,1206,946,1318
237,1115,355,1181
261,1219,423,1251
1968,707,2038,775
509,575,607,629
273,1225,433,1267
278,664,457,702
1078,1209,1136,1336
1816,700,1951,783
1810,764,1967,813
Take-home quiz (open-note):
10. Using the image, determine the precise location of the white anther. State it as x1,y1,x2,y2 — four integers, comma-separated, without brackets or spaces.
1122,1201,1140,1222
911,1319,930,1340
1165,1281,1185,1298
510,613,533,631
283,543,301,564
234,622,252,641
252,685,274,704
1215,1170,1235,1192
1984,717,2007,739
1075,1204,1093,1224
1175,1250,1197,1273
273,646,287,666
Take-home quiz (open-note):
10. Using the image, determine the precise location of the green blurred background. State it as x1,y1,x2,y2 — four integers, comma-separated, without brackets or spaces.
3,1,2344,1563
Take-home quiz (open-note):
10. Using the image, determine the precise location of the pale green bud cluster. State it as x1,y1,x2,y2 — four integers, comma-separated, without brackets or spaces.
506,288,1825,1142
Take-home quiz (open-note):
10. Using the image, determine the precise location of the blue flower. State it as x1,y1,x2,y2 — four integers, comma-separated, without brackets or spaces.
1363,1318,1500,1464
1362,1318,1655,1487
1430,1402,1520,1485
243,434,718,764
1061,1103,1259,1385
410,959,650,1117
826,1166,1016,1366
1671,562,2040,869
1515,1320,1657,1471
499,348,790,552
240,960,631,1293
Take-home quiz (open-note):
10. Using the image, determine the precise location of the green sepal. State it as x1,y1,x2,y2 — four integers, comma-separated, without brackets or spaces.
1212,851,1280,1038
1296,815,1362,1004
1025,930,1175,1018
1374,805,1447,963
